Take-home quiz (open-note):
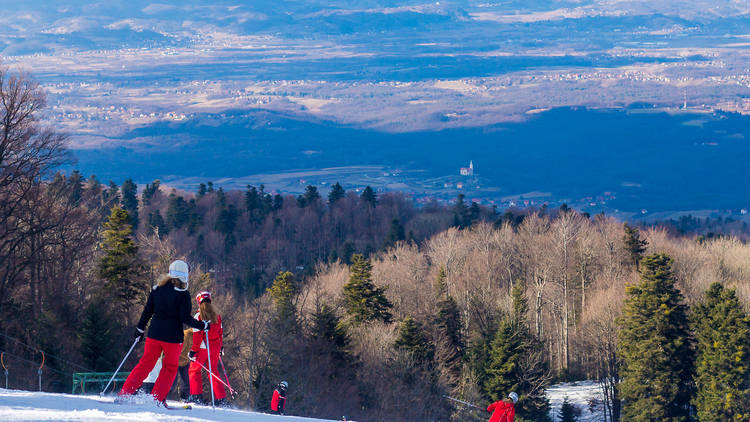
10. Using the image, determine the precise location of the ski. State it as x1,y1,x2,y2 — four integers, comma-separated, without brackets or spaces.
160,400,192,410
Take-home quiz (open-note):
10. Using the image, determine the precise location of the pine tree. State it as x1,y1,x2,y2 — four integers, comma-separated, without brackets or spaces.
395,316,434,366
484,283,550,421
298,185,320,207
310,304,350,364
618,253,693,421
98,206,146,316
623,223,648,270
121,179,139,229
78,302,117,371
384,219,406,247
343,254,392,324
328,182,345,205
147,209,168,235
360,186,377,207
142,180,160,206
692,282,750,421
558,396,578,422
68,170,84,204
434,268,463,387
166,194,191,230
452,194,470,228
268,271,297,323
197,182,207,197
104,181,120,205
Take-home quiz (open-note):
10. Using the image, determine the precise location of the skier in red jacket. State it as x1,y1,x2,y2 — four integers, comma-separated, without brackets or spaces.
270,381,288,415
187,291,226,406
487,392,518,422
118,260,208,406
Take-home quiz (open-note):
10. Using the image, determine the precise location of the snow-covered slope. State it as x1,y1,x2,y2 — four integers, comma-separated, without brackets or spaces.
0,389,335,422
547,381,604,422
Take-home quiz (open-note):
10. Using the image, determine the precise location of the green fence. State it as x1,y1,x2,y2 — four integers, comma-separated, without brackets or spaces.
72,372,130,394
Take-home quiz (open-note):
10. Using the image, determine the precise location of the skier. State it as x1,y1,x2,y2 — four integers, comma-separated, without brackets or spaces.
270,381,288,415
118,260,209,406
187,291,227,406
487,392,518,422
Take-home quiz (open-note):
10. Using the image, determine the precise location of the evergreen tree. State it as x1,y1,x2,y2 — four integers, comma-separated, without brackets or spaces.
310,304,351,364
395,316,434,366
328,182,345,205
343,254,392,324
692,282,750,421
558,396,578,422
298,185,321,208
197,182,207,197
268,271,297,323
623,223,648,270
452,194,470,228
360,186,377,207
142,180,160,206
98,207,146,316
104,181,120,206
67,170,84,204
147,210,168,236
272,194,283,211
433,268,463,387
619,253,693,421
166,194,191,230
78,302,117,371
484,283,550,421
384,219,406,247
207,181,214,193
121,179,139,229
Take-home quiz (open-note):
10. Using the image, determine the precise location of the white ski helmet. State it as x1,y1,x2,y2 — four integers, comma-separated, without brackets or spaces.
279,381,288,389
169,260,189,290
508,392,519,404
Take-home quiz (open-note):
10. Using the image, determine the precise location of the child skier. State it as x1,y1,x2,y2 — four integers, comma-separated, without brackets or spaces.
187,291,227,406
270,381,288,415
118,260,209,406
487,392,518,422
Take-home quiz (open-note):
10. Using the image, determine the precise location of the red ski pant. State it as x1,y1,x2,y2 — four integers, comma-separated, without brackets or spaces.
119,338,182,401
189,348,226,399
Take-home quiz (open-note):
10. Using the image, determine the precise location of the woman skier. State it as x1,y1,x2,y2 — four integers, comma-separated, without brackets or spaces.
187,291,227,406
118,260,208,406
487,392,518,422
270,381,288,415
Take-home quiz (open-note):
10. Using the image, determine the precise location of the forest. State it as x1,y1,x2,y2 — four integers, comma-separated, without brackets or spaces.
3,67,750,422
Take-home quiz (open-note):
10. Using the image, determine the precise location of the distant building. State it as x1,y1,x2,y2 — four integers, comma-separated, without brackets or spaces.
460,160,474,176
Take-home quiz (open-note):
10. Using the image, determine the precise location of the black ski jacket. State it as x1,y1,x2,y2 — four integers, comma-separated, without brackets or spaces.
136,284,205,343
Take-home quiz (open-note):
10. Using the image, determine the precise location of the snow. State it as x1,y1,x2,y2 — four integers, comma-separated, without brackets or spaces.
0,389,335,422
546,381,605,422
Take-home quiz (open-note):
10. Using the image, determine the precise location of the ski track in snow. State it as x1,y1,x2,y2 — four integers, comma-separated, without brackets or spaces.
0,389,335,422
546,381,605,422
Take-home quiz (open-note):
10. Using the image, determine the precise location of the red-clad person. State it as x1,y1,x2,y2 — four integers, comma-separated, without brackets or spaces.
187,291,227,406
487,392,518,422
270,381,288,415
118,260,208,407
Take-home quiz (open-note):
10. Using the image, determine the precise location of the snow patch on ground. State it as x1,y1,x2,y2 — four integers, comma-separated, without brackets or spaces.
547,381,605,422
0,389,333,422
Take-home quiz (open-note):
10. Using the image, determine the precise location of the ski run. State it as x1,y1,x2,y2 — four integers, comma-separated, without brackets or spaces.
0,381,602,421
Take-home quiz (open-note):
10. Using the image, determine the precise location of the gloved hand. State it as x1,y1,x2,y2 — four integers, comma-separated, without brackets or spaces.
220,346,224,357
134,329,144,342
188,351,196,361
203,321,210,331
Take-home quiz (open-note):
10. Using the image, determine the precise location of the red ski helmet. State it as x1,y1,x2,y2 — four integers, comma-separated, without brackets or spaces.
196,291,211,305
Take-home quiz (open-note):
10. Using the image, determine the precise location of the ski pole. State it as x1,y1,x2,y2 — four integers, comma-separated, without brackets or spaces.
218,356,236,397
38,351,44,392
205,328,215,409
1,352,7,389
443,395,481,409
101,338,139,395
191,359,235,394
